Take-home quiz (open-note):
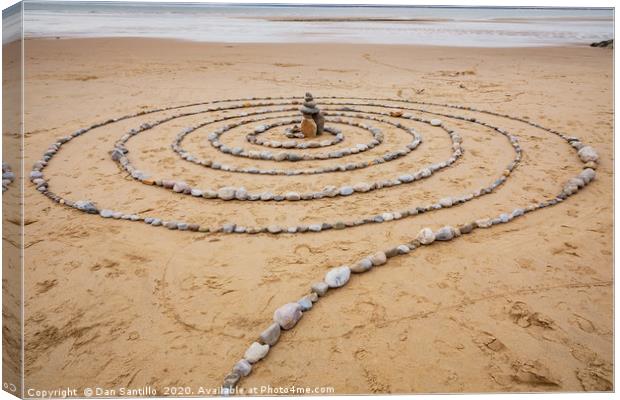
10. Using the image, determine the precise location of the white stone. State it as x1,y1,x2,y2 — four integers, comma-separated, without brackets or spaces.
325,266,351,288
417,227,435,245
244,342,269,364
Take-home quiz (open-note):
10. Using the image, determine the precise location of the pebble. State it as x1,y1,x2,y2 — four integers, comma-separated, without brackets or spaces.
311,282,329,296
351,258,373,273
259,323,281,346
458,223,474,234
339,186,354,196
417,227,435,245
74,200,97,213
99,209,114,218
222,372,240,388
430,119,442,126
398,174,414,183
370,251,387,266
577,146,599,163
324,266,351,288
267,225,282,234
308,224,322,232
435,226,455,241
353,182,371,192
232,359,252,377
244,342,269,363
218,187,237,200
439,197,453,207
298,297,313,311
397,244,410,254
285,192,301,201
306,292,319,303
580,168,596,184
273,303,303,330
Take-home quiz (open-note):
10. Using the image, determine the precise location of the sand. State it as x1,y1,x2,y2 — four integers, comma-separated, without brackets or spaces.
7,38,613,394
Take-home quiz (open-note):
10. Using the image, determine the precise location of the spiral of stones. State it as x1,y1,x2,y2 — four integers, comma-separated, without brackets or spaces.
26,96,599,391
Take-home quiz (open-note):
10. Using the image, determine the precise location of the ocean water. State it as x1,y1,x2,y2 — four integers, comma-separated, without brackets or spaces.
10,2,616,47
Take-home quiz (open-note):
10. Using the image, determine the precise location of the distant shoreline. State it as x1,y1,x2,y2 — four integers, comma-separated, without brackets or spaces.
258,16,613,23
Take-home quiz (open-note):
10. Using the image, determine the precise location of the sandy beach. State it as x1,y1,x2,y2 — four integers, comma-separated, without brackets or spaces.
13,37,613,394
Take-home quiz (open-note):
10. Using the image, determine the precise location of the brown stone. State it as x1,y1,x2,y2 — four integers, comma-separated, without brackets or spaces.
301,116,317,138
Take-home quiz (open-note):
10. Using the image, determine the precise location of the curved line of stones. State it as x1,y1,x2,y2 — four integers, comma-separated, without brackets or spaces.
28,99,522,235
206,114,383,161
250,121,344,149
174,108,416,173
220,131,599,391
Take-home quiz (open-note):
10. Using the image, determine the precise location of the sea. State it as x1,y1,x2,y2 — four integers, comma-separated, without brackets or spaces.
3,1,615,47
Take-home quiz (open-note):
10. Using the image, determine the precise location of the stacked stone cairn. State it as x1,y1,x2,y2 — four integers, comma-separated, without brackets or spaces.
299,92,325,138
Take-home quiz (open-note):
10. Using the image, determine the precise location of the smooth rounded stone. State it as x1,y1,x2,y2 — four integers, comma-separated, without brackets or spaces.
398,174,414,183
202,190,217,199
311,282,329,296
306,292,319,303
267,225,282,234
511,208,525,218
353,182,371,192
259,323,281,346
222,223,236,233
580,168,596,183
385,247,400,258
435,226,455,241
172,181,189,193
417,227,435,245
177,222,189,231
298,297,313,311
351,258,373,273
370,251,387,266
222,372,240,388
397,244,410,254
476,218,492,228
285,192,301,201
190,188,203,197
164,221,178,230
273,303,303,330
339,186,354,196
439,197,454,207
577,146,599,163
235,188,248,200
217,187,237,200
112,211,123,219
324,266,351,288
30,171,43,180
458,223,475,234
381,212,394,222
260,192,274,201
244,342,269,364
430,119,442,126
308,224,322,232
74,200,97,213
99,209,114,218
232,359,252,377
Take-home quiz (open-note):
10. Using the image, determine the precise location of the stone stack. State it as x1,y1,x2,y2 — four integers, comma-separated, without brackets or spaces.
299,93,325,137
